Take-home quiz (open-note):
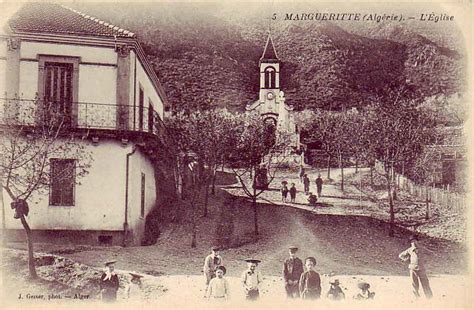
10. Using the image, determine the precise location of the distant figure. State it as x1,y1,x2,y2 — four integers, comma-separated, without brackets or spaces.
299,257,321,300
207,266,230,301
354,282,375,300
299,166,305,183
399,236,433,299
126,272,144,301
203,246,223,297
307,192,318,207
326,279,345,300
303,174,310,194
315,174,323,198
242,259,263,301
289,183,297,203
100,260,120,302
282,246,304,298
281,182,289,203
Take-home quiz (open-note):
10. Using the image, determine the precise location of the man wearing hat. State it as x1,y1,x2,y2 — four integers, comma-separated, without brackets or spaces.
399,236,433,299
126,272,144,301
282,246,304,298
241,259,263,301
100,260,120,302
206,266,230,301
203,246,223,297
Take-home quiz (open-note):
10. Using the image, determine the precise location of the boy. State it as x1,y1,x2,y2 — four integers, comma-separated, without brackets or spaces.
242,259,263,301
203,246,223,297
100,260,120,302
283,246,304,298
399,236,433,298
206,266,230,301
299,257,321,300
354,282,375,300
126,272,144,301
307,192,318,207
289,183,297,203
326,279,345,300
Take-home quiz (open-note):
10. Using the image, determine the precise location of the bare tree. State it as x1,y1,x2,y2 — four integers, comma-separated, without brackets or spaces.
230,112,291,237
0,97,92,277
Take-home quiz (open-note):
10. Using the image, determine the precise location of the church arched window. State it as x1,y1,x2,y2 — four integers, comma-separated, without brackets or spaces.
264,67,276,89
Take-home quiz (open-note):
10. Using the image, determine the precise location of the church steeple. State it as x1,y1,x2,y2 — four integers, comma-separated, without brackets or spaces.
260,34,279,62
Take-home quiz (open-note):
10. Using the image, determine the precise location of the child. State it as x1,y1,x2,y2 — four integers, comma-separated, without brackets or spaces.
126,272,144,301
207,266,230,301
326,279,345,300
299,257,321,300
281,182,289,203
307,192,318,207
242,259,263,301
354,282,375,300
100,260,120,302
289,183,297,203
203,246,223,297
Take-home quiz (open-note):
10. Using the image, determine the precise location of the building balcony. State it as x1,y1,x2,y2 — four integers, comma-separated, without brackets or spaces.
0,97,171,150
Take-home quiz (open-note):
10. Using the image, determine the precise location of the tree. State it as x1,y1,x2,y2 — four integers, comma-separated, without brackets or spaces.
167,109,237,247
0,97,92,278
229,112,290,236
363,89,436,236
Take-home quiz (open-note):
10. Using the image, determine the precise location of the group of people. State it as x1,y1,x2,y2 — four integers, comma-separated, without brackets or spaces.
98,236,432,302
281,167,324,206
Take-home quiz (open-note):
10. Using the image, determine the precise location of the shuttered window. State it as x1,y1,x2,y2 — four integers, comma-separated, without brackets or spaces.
43,62,73,122
50,159,75,206
140,173,146,217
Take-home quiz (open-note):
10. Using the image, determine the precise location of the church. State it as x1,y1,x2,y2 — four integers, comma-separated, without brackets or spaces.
246,33,303,165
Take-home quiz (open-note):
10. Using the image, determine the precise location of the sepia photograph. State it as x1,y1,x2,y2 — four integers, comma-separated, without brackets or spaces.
0,0,471,309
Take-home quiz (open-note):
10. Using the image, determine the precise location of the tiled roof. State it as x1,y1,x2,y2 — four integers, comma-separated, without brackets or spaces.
261,33,279,61
8,3,135,38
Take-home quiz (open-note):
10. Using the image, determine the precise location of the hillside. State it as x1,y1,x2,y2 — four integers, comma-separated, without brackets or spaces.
68,3,466,112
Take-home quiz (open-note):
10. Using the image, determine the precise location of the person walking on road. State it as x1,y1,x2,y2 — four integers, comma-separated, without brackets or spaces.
206,266,230,301
289,183,297,203
398,236,433,299
283,246,304,298
299,166,305,183
303,174,310,195
315,174,323,198
281,182,289,203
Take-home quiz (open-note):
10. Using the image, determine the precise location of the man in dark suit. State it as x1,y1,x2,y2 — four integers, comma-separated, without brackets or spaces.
282,246,304,298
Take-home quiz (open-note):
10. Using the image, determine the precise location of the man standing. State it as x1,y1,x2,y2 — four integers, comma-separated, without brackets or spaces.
315,174,323,198
398,236,433,299
203,246,223,297
303,174,310,195
299,166,305,183
100,260,120,302
282,246,304,298
242,259,263,301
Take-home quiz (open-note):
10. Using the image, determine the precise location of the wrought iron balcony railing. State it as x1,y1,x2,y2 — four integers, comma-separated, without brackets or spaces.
0,97,170,145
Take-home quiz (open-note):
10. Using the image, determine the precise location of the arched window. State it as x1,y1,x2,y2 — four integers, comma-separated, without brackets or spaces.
264,67,276,89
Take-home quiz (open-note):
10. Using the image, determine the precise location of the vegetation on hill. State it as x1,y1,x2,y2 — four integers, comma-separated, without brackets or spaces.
69,3,466,112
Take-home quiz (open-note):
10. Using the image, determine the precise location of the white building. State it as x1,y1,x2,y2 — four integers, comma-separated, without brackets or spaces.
0,3,175,246
246,33,302,163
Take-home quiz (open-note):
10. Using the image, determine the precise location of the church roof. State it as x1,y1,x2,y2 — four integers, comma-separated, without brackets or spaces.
260,33,279,61
7,3,135,38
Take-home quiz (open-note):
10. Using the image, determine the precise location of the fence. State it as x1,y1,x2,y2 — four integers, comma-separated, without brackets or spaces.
398,174,466,210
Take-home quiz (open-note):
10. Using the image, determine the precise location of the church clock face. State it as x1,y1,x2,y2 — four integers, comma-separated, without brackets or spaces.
267,92,274,100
